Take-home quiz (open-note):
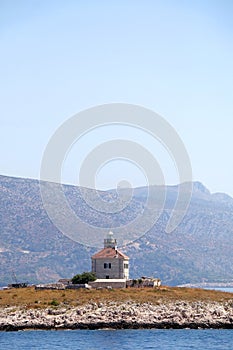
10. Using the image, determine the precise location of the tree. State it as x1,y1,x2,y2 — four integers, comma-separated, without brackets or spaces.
71,272,96,284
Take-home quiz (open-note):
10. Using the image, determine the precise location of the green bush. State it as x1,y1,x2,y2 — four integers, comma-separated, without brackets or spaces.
71,272,96,284
50,299,59,306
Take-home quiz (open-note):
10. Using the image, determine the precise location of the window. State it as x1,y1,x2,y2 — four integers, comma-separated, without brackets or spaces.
124,263,128,269
104,263,111,269
106,275,109,279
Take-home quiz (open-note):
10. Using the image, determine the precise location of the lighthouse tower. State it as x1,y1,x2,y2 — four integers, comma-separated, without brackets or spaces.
91,232,129,280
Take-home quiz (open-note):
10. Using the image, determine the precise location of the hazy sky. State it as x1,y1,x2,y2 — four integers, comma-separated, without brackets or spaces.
1,1,233,195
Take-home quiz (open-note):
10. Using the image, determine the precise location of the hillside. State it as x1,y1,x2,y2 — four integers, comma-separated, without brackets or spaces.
0,174,233,286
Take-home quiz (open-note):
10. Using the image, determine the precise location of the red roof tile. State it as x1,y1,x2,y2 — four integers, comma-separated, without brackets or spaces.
92,247,129,260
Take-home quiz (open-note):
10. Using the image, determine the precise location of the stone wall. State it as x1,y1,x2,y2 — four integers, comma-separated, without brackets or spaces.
35,283,65,290
126,278,161,288
66,284,90,289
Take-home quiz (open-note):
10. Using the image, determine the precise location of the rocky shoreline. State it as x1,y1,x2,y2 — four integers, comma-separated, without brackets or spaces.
0,300,233,331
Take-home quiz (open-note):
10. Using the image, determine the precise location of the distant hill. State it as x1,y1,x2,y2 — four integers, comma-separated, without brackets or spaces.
0,174,233,286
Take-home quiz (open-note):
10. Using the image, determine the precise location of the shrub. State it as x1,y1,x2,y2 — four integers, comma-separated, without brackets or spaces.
71,272,96,284
50,299,59,306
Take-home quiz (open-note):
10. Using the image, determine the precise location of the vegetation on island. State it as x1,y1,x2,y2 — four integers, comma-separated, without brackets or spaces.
0,286,232,310
71,272,96,284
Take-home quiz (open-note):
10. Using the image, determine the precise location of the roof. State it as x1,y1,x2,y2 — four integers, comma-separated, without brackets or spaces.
91,247,129,260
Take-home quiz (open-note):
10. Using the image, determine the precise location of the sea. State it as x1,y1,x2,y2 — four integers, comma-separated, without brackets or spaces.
204,287,233,293
0,329,233,350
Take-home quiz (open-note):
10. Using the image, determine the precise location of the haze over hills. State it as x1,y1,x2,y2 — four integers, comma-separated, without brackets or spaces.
0,174,233,286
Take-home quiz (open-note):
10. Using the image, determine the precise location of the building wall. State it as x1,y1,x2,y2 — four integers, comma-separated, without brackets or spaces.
92,258,129,279
123,261,129,280
89,280,126,289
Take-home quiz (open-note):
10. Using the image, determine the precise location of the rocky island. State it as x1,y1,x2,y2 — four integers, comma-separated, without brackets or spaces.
0,287,232,331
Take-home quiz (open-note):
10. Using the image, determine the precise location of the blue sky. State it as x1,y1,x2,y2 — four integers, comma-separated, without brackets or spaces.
1,1,233,195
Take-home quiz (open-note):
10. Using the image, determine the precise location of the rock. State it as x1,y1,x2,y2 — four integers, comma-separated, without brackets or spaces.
0,300,233,330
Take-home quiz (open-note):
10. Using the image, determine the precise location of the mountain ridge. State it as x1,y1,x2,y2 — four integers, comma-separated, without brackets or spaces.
0,174,233,286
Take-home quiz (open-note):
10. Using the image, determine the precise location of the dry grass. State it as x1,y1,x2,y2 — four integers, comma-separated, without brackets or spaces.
0,286,232,309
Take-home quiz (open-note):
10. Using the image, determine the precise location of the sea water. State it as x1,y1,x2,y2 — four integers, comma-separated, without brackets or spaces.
204,287,233,293
0,329,233,350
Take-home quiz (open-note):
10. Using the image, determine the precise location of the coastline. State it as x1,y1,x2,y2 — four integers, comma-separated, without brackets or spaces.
177,283,233,289
1,300,233,331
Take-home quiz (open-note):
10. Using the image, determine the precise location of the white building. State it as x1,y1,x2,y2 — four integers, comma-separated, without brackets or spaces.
91,232,129,280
